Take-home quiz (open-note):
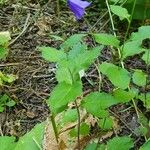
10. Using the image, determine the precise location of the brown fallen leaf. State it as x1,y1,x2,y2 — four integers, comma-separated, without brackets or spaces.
42,120,59,150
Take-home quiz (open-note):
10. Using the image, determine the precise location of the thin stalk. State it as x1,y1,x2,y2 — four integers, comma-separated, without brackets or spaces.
105,0,122,60
95,118,107,150
56,0,60,18
90,0,128,32
123,0,137,44
106,0,116,37
144,45,150,109
50,113,59,143
75,99,81,150
106,0,148,141
94,61,102,92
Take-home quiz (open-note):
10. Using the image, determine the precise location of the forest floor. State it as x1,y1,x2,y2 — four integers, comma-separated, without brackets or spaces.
0,0,149,149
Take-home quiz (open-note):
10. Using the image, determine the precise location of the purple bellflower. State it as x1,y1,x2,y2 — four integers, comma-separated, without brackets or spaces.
67,0,91,20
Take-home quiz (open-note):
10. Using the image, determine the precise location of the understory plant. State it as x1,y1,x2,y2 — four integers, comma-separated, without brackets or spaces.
0,31,16,112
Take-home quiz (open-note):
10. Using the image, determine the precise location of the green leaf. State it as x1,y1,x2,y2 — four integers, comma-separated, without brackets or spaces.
125,0,150,20
0,31,11,46
61,34,86,50
1,74,17,83
56,67,73,84
0,106,4,112
48,81,82,114
0,47,8,60
142,51,150,65
113,89,135,103
0,136,16,150
68,42,87,60
5,100,16,107
15,123,45,150
132,70,147,86
121,40,145,60
134,126,148,136
94,33,120,47
0,94,9,104
110,5,130,21
69,123,90,137
82,92,118,118
61,109,78,125
138,93,150,109
98,117,113,130
107,136,134,150
85,142,106,150
131,26,150,42
140,139,150,150
49,35,64,41
99,62,130,89
72,46,103,73
40,46,67,62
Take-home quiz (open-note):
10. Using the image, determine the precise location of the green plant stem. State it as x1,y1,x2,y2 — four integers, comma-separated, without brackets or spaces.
56,0,60,18
105,0,122,60
95,117,107,150
90,0,128,32
106,0,148,141
50,113,59,143
94,61,102,92
75,99,81,150
123,0,137,44
144,47,150,107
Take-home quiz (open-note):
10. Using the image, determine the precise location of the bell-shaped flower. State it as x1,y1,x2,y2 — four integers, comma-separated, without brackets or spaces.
67,0,91,20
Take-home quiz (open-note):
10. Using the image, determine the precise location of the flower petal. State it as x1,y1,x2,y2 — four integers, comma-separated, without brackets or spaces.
68,0,91,9
68,1,84,19
67,0,91,20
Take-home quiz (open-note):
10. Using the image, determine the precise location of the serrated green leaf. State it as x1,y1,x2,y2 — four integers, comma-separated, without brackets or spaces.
110,5,130,21
14,123,45,150
113,89,135,103
99,62,130,89
131,26,150,42
140,139,150,150
69,123,90,137
68,42,87,60
122,40,145,59
60,34,86,50
48,81,82,114
82,92,118,118
72,46,103,73
132,70,147,86
0,136,16,150
98,117,113,130
61,109,78,125
94,33,120,47
40,46,67,62
107,136,134,150
56,67,73,84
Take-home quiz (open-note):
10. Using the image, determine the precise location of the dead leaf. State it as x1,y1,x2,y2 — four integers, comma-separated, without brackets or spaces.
42,120,59,150
35,16,53,36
